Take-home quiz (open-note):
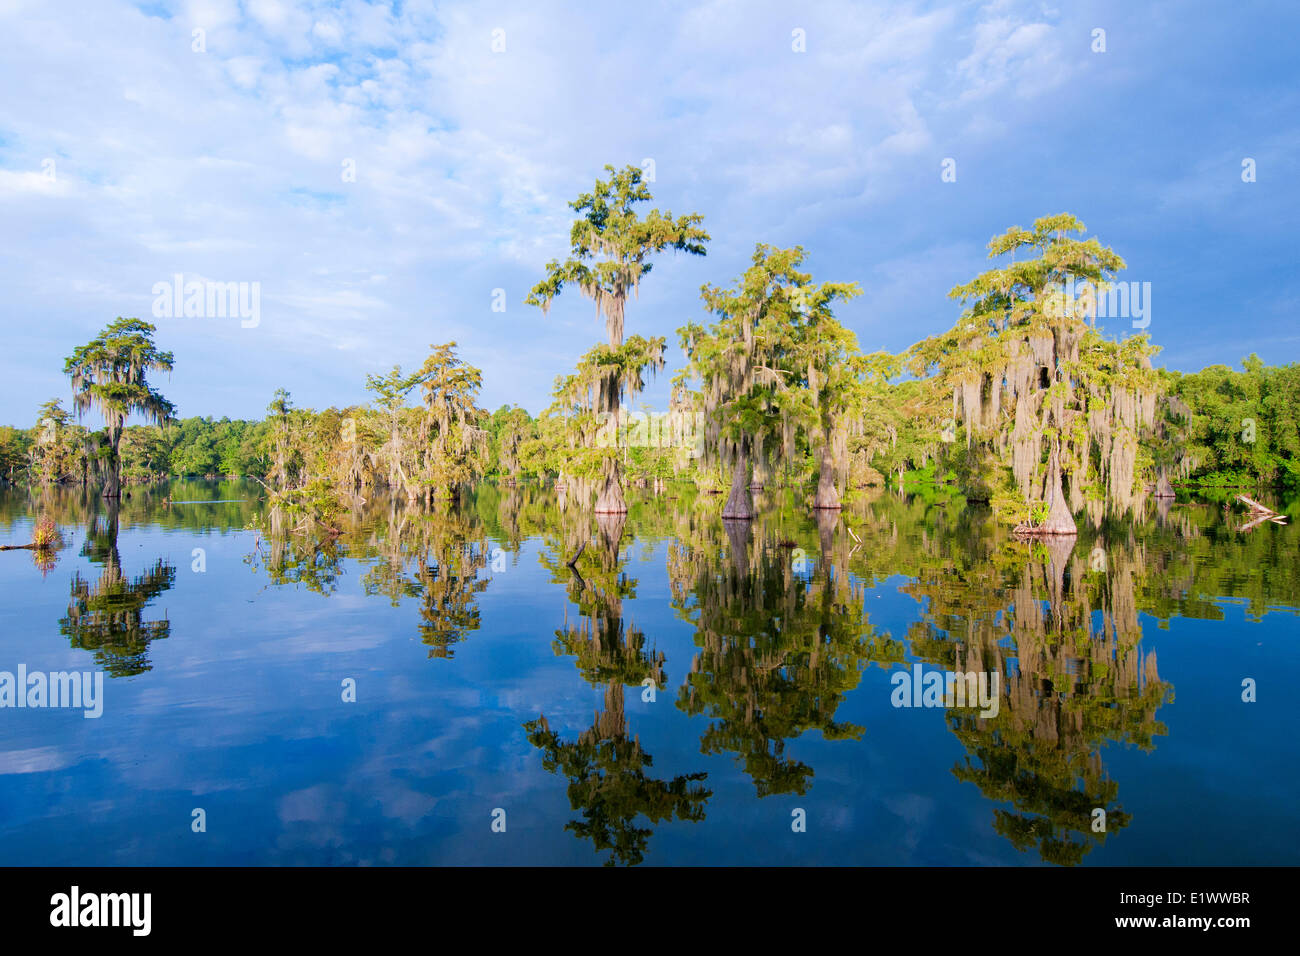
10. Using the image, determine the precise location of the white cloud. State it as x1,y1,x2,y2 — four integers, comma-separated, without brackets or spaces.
0,0,1205,421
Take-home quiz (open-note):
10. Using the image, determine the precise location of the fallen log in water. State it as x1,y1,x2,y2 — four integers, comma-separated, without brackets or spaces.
1011,523,1079,536
1237,494,1277,514
1235,494,1287,528
2,516,62,552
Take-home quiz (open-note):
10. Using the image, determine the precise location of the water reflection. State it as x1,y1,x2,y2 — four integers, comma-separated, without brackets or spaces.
242,492,496,658
59,500,176,678
900,532,1171,864
523,701,711,867
526,506,711,866
359,502,490,659
0,479,1294,865
671,513,905,797
247,508,345,595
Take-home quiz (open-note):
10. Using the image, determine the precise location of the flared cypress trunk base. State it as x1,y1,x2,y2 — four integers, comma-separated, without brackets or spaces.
1014,450,1077,535
593,473,628,515
722,452,754,520
812,446,841,511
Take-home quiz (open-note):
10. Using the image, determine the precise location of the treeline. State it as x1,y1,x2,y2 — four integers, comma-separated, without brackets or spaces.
2,394,536,486
5,167,1297,527
1166,357,1300,490
857,352,1300,503
6,350,1295,501
8,409,272,483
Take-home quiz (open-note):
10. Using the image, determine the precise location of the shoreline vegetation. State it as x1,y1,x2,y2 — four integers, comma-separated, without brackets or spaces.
1,168,1296,534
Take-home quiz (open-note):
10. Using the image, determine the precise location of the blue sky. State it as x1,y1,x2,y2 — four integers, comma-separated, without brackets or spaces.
1,0,1296,425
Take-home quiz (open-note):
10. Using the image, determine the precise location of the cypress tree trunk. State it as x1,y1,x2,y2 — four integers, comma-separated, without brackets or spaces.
722,447,754,520
102,426,122,499
102,465,121,499
1037,446,1077,535
594,462,627,514
749,439,769,490
594,385,628,513
813,441,840,511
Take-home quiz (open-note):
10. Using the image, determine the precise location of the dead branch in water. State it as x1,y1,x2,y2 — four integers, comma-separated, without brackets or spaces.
1235,494,1287,530
1237,494,1282,516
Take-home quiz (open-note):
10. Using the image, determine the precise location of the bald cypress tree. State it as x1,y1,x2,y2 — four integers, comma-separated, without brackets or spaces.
64,318,175,498
911,215,1161,532
679,244,860,518
527,164,708,513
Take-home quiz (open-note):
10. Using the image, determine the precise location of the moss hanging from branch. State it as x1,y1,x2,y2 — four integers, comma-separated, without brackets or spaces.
910,214,1164,527
527,164,709,513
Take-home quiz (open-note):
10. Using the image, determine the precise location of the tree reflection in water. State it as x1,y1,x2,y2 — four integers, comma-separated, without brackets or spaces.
886,505,1174,865
526,508,710,866
7,479,1291,865
671,509,905,797
59,500,175,678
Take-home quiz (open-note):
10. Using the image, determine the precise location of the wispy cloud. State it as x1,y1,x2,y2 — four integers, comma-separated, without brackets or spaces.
0,0,1295,423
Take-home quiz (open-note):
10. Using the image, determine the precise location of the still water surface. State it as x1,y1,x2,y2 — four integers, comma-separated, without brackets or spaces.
0,479,1296,865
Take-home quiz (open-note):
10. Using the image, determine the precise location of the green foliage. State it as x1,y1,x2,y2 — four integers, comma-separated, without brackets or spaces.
527,165,708,508
25,399,87,484
486,405,537,476
907,215,1163,518
678,243,862,501
1170,355,1300,493
9,214,1297,511
0,426,29,483
525,163,709,344
64,317,175,495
